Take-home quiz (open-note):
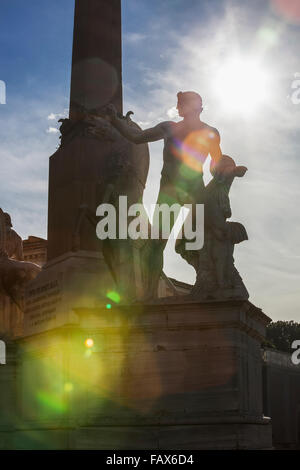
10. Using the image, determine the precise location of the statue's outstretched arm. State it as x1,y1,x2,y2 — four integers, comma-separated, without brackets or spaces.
114,118,166,144
106,103,166,144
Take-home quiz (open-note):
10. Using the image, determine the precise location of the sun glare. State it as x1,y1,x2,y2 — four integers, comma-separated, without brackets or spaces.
214,57,270,115
84,338,94,349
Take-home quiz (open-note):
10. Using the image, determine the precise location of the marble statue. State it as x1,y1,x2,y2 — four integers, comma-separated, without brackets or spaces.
98,91,224,300
0,209,41,309
176,155,249,300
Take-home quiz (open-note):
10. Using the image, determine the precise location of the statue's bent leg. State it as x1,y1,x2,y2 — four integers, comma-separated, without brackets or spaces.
142,238,166,300
142,184,179,300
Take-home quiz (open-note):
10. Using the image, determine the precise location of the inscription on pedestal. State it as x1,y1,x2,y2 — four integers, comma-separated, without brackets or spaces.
26,280,62,328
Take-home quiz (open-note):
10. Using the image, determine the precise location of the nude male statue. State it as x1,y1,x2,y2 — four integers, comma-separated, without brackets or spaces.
90,91,224,299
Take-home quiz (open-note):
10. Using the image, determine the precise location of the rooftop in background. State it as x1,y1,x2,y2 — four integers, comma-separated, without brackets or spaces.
23,236,47,267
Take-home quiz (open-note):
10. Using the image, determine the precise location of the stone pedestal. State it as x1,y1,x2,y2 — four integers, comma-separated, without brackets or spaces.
0,340,17,450
1,299,272,449
23,250,116,337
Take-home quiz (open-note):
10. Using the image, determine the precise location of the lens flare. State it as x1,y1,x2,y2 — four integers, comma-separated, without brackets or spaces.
84,349,93,358
64,382,74,393
171,128,216,177
71,57,119,111
84,338,94,349
107,291,121,304
271,0,300,23
257,26,280,47
36,390,67,414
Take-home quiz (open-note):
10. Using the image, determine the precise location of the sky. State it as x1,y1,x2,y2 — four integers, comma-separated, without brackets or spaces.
0,0,299,321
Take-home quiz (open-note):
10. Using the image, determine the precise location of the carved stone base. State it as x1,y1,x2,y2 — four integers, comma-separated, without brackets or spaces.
0,299,272,449
23,250,116,336
2,422,272,450
191,266,249,301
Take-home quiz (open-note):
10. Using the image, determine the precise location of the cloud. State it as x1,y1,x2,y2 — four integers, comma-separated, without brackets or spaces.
47,109,68,120
123,1,300,321
136,120,151,127
1,0,299,322
46,126,59,134
0,96,66,241
167,106,178,118
123,32,147,44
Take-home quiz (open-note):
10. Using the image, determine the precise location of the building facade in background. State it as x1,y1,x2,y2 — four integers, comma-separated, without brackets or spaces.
23,236,47,267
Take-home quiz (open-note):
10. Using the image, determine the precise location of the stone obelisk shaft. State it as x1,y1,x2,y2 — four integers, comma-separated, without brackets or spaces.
69,0,123,119
47,0,123,260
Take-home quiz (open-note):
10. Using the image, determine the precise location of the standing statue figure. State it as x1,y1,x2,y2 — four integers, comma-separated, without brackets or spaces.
176,155,249,300
0,209,41,309
2,212,24,260
90,91,223,300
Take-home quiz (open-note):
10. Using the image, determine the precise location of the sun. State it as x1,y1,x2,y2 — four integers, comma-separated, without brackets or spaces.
213,57,270,116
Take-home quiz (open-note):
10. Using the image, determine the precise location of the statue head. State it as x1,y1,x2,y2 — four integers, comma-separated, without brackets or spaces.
177,91,203,117
4,213,12,228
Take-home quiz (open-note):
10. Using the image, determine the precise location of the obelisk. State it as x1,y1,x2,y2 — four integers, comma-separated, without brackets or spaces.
24,0,124,334
47,0,123,259
24,0,150,335
69,0,123,119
